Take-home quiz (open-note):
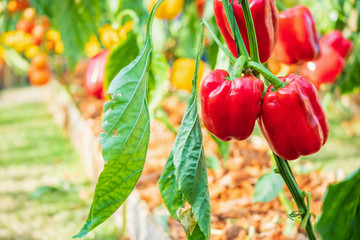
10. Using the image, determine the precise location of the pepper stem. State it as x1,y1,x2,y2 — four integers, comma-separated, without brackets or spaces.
239,0,260,63
222,0,249,58
231,55,247,78
273,154,318,240
246,61,285,89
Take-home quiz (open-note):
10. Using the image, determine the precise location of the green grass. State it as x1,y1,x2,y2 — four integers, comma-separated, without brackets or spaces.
0,102,119,240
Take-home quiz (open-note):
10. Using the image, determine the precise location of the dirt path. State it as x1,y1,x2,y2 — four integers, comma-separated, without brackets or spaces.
0,87,118,240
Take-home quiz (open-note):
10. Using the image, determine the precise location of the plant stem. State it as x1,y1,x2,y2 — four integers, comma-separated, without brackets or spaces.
231,55,247,78
239,0,260,63
222,0,249,58
202,19,237,64
247,61,284,89
273,154,318,240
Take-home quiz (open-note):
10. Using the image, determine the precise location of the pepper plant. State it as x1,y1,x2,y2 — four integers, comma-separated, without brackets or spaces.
74,0,357,239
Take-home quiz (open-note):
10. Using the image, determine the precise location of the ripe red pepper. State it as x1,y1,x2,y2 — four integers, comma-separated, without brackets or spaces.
258,74,329,160
274,5,320,65
84,49,109,99
200,69,264,141
321,30,353,58
300,42,345,89
213,0,278,63
196,0,206,18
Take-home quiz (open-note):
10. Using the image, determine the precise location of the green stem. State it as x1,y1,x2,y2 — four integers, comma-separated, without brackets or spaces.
231,55,247,78
247,61,284,89
222,0,249,58
273,154,318,240
239,0,260,63
192,22,205,93
117,9,140,27
147,0,165,40
202,19,237,64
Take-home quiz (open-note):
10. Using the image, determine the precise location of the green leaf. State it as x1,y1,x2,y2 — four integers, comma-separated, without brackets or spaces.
158,23,211,240
316,168,360,240
253,169,284,203
73,1,163,238
3,47,29,76
32,0,101,69
104,32,140,92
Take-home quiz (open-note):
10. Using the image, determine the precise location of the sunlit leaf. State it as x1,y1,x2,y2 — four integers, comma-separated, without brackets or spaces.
104,33,140,92
158,23,211,240
253,169,284,203
74,1,163,237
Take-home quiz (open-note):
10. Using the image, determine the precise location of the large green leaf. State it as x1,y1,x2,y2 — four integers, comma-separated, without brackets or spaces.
158,23,211,240
31,0,101,69
104,32,140,92
73,1,163,238
316,168,360,240
253,169,284,203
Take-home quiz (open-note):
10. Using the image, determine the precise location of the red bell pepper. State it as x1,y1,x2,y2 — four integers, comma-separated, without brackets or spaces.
213,0,278,63
321,30,353,58
274,5,320,65
84,49,109,99
200,69,264,141
300,42,345,89
258,74,329,160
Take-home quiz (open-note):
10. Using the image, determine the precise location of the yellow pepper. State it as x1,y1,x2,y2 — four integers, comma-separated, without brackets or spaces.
12,31,33,52
24,45,40,59
148,0,184,20
85,36,101,58
99,25,120,49
2,31,17,46
0,45,5,61
45,30,61,42
170,58,205,92
55,41,64,54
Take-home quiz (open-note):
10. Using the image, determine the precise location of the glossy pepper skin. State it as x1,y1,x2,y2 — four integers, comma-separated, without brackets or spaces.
321,30,353,58
274,5,320,65
201,70,264,141
258,74,329,160
300,42,345,89
84,49,109,99
213,0,278,63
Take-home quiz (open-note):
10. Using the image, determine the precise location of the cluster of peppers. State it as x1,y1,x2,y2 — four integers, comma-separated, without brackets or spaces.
201,0,334,160
273,4,353,89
